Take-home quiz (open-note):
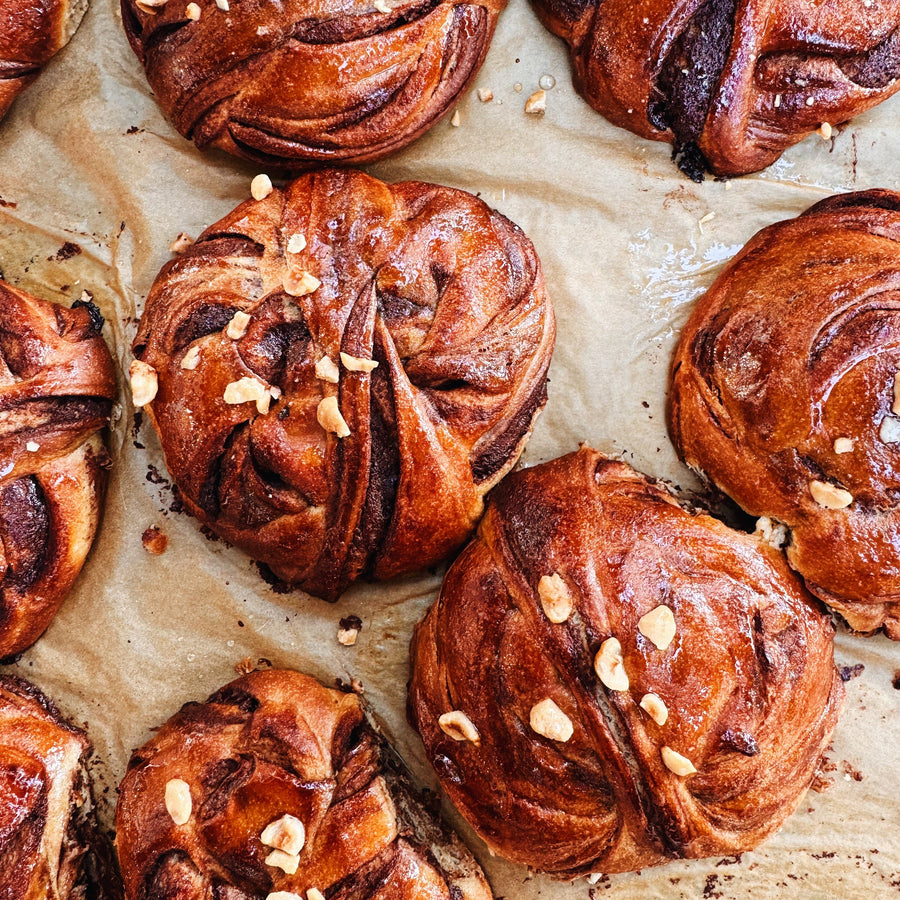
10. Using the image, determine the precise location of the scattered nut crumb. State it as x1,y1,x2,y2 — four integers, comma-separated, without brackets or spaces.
25,441,39,452
307,890,326,900
514,82,523,93
315,356,340,384
235,657,256,675
529,698,573,742
594,637,629,691
265,849,299,875
224,377,271,414
283,269,321,297
340,352,378,373
809,480,853,509
661,746,697,776
818,122,833,140
638,605,677,651
754,516,788,549
698,211,716,234
880,416,900,444
215,0,228,9
225,310,251,340
180,345,201,370
317,396,350,438
165,779,192,825
477,88,493,102
350,678,364,693
525,89,546,116
373,0,391,10
129,360,158,407
640,693,668,726
251,173,273,201
450,110,461,127
438,710,480,744
169,232,194,253
185,2,200,18
537,573,574,623
774,93,782,108
261,814,305,855
287,233,307,254
834,437,854,454
806,97,815,106
142,526,168,555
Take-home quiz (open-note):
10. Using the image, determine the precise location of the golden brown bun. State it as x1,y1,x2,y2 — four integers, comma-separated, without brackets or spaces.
120,0,504,168
669,190,900,638
116,668,493,900
0,281,115,659
132,168,555,600
0,674,121,899
0,0,88,122
531,0,900,179
409,447,843,878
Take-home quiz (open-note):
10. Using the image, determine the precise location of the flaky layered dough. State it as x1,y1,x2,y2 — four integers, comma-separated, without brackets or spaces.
669,190,900,638
120,0,504,167
0,0,88,122
0,281,115,659
132,168,554,600
409,448,843,878
0,675,120,899
532,0,900,179
116,669,493,900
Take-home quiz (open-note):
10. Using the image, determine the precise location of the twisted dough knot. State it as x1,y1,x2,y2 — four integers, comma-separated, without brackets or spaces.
0,281,115,659
0,675,120,899
133,169,555,600
532,0,900,178
409,448,843,877
121,0,505,167
116,669,492,900
0,0,88,121
669,190,900,638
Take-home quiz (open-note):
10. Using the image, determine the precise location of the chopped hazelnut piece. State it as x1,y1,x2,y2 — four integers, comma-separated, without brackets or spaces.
265,849,300,874
373,0,391,10
524,89,546,115
251,173,273,201
340,352,379,373
169,232,194,253
818,122,833,140
639,693,668,726
893,372,900,415
180,345,201,370
529,698,573,743
283,269,321,297
224,377,271,414
477,88,493,103
450,110,461,127
809,480,853,509
307,891,326,900
594,637,629,691
315,356,340,384
164,779,192,825
287,233,307,254
261,814,305,855
438,710,480,744
638,605,676,651
881,416,900,444
834,437,854,454
266,894,304,900
215,0,228,8
185,2,200,18
754,516,787,549
225,310,251,340
661,746,697,776
142,526,168,555
317,396,350,438
25,441,39,452
337,625,359,646
537,573,574,623
129,360,158,406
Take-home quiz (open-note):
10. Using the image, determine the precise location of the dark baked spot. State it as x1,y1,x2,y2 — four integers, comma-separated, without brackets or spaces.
172,303,237,351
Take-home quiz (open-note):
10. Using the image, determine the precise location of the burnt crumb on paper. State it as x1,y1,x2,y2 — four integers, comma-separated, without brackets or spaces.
132,409,144,448
142,526,167,555
892,669,900,689
256,562,294,594
0,197,17,208
126,125,144,134
839,663,865,682
50,241,82,261
810,751,837,793
145,464,185,515
840,760,864,782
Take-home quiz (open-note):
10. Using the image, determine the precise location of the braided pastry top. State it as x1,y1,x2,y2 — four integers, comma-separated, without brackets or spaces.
669,190,900,638
116,669,493,899
120,0,505,167
0,0,88,122
0,280,115,659
409,447,843,877
133,169,554,600
0,674,120,899
531,0,900,179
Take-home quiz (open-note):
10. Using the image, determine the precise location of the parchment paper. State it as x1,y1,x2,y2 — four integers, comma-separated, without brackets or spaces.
0,1,898,896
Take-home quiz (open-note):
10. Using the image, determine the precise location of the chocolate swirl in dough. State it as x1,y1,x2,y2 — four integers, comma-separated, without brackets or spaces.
409,447,843,877
132,168,555,600
531,0,900,179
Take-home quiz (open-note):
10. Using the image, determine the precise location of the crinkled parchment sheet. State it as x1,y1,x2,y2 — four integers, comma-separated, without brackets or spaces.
0,1,898,897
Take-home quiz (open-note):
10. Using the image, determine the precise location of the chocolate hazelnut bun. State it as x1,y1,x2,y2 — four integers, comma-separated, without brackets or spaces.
669,190,900,638
408,447,843,878
116,669,493,899
132,168,555,600
120,0,505,168
531,0,900,179
0,674,121,898
0,0,88,122
0,281,116,659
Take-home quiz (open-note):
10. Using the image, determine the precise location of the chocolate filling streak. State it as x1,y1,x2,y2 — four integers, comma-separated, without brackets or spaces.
0,477,50,592
839,25,900,89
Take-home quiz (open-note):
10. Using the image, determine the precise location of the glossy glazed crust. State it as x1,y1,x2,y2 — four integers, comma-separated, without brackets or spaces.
0,674,120,899
0,281,116,659
120,0,505,168
669,190,900,637
132,168,555,600
0,0,88,121
116,669,493,900
409,447,843,878
532,0,900,178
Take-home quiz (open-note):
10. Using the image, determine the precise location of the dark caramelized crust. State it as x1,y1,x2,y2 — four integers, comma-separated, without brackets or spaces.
120,0,505,167
0,280,116,659
532,0,900,178
669,190,900,638
408,447,843,877
0,674,121,899
0,0,88,122
116,669,493,900
132,168,555,600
